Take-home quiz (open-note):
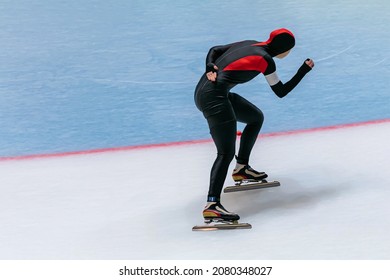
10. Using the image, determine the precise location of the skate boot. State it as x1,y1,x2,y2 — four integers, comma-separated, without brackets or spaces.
232,163,268,182
203,202,240,223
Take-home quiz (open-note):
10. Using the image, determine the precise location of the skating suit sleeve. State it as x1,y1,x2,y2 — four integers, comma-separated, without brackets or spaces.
205,43,236,72
264,60,312,98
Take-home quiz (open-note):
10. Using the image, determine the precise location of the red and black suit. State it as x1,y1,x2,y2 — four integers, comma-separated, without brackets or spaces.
194,28,312,202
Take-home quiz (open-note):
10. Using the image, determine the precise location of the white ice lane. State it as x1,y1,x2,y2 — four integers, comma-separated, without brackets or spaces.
0,121,389,259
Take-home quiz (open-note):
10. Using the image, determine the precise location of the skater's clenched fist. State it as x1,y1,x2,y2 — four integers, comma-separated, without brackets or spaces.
305,58,315,68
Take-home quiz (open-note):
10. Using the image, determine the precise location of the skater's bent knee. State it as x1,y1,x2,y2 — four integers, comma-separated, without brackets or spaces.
244,109,264,126
256,110,264,124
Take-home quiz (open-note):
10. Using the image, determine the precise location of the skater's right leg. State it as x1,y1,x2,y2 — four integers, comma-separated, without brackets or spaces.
229,92,264,165
229,92,268,182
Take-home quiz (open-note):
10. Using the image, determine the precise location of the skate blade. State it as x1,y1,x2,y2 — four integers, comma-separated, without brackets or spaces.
235,178,267,184
224,180,280,193
192,222,252,231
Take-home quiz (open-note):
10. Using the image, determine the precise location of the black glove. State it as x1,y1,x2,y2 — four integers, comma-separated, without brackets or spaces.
298,59,313,74
206,62,218,73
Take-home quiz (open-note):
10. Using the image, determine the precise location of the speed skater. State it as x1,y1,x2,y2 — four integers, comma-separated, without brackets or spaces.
194,28,315,222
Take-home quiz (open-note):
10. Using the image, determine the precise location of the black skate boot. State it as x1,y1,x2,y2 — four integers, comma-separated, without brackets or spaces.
232,163,268,182
203,202,240,223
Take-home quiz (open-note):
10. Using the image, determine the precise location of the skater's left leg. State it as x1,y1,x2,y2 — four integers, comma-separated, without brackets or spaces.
228,92,264,165
208,120,237,201
203,119,241,222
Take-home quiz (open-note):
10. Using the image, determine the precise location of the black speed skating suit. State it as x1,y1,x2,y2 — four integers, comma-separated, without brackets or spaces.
194,28,312,202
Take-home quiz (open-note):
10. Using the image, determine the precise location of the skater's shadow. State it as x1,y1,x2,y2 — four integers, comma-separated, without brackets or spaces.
225,177,350,218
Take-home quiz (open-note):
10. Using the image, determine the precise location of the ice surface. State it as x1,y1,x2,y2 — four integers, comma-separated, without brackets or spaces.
1,0,390,260
1,0,390,157
0,121,389,259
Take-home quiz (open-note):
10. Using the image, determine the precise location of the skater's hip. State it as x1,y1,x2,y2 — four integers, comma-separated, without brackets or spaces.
195,93,237,129
194,75,233,112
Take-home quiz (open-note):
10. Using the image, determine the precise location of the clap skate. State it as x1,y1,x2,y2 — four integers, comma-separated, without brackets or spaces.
192,202,251,231
224,164,280,193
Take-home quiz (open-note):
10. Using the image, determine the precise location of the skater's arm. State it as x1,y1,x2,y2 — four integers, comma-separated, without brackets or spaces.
265,59,314,98
205,43,234,71
205,44,233,82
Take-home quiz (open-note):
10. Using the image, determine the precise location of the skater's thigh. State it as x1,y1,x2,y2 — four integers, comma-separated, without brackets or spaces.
210,120,237,156
229,92,264,124
204,98,236,129
196,83,236,128
204,98,237,155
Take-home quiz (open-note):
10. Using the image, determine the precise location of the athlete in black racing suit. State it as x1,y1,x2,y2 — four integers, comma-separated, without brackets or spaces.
194,28,315,223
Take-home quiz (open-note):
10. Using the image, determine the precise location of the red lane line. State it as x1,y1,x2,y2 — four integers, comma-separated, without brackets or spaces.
261,118,390,138
1,118,389,162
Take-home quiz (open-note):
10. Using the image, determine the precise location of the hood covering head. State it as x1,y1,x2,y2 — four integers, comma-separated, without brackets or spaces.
264,28,295,56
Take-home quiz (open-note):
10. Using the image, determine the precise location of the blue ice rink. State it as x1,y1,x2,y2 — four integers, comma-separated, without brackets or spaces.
1,0,389,158
0,0,390,261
